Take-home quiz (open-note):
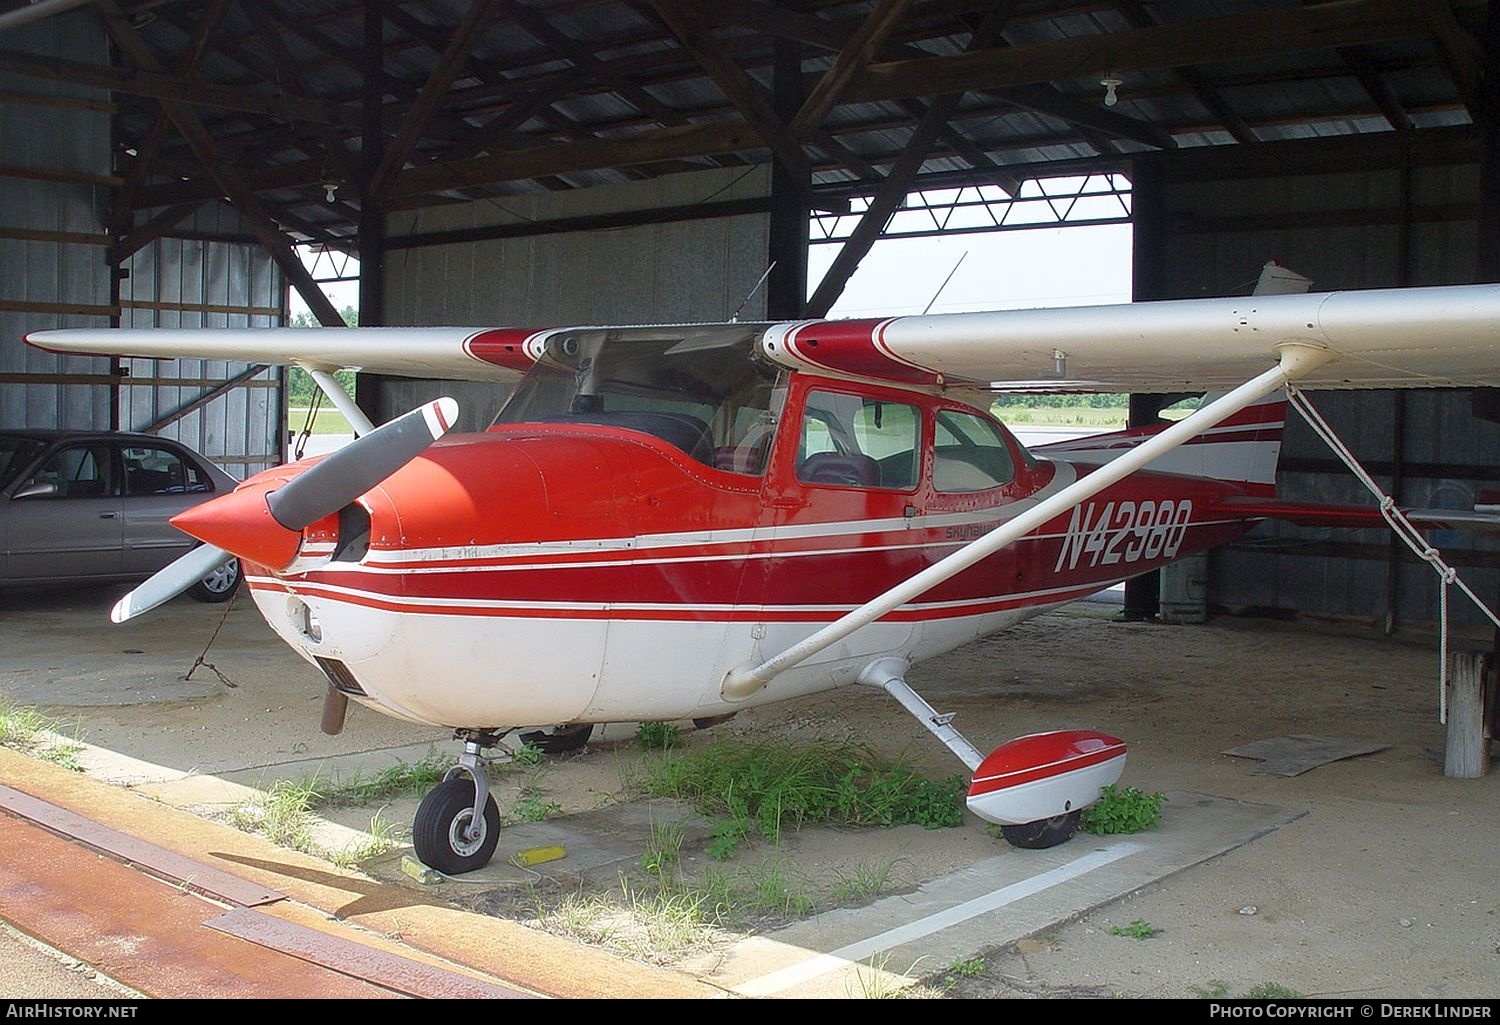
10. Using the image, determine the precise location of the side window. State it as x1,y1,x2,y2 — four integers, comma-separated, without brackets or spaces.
122,445,208,496
797,391,920,490
934,409,1016,493
28,444,113,499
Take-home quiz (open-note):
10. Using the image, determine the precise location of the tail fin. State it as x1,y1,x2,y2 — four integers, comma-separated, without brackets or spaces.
1028,392,1287,497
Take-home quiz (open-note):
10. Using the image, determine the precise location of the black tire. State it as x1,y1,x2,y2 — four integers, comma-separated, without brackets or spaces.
518,724,593,754
1000,810,1081,850
187,557,241,603
412,777,501,875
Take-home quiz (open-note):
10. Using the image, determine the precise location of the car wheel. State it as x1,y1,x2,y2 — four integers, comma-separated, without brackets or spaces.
188,556,241,603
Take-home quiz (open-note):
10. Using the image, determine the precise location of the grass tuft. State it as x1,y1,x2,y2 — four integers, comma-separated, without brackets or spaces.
634,738,965,858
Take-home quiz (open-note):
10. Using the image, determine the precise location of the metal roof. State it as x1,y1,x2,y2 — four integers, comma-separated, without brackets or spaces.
0,0,1486,249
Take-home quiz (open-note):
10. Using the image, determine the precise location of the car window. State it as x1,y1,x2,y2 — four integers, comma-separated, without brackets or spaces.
27,444,113,499
122,445,209,495
0,436,46,490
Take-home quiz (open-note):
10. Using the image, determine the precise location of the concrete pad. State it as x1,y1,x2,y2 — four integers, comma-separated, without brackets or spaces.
1222,734,1388,776
704,791,1300,998
217,740,449,790
0,663,222,707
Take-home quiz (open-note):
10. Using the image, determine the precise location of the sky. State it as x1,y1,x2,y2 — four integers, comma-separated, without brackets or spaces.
289,221,1135,324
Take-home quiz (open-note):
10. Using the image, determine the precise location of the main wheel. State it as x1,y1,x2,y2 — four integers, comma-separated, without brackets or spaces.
1000,810,1081,850
188,557,241,603
518,724,593,754
412,778,500,875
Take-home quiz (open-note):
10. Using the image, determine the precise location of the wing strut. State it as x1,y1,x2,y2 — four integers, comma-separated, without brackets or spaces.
721,341,1340,701
301,363,375,436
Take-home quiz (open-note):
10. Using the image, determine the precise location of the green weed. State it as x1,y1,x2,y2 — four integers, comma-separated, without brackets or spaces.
508,790,562,823
636,738,966,858
1081,784,1166,835
313,749,449,807
1106,918,1159,940
1243,982,1303,999
635,721,682,750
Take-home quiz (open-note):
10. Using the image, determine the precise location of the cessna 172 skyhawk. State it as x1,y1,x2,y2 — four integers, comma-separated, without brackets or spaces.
26,281,1500,873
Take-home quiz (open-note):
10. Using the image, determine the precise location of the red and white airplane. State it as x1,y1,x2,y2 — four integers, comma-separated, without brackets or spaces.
26,280,1500,873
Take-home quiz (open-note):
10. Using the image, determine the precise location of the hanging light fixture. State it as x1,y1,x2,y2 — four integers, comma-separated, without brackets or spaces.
1100,72,1123,107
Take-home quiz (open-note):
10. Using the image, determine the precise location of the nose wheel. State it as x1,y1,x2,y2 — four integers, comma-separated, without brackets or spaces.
412,732,502,874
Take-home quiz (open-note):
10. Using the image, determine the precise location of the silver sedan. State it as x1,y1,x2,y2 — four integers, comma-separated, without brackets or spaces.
0,429,242,602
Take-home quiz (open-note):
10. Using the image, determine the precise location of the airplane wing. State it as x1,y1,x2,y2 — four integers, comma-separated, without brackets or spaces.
761,283,1500,392
25,282,1500,392
25,325,545,382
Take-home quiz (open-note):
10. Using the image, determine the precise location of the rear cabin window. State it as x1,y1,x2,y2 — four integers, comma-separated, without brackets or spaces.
933,410,1016,492
797,391,920,490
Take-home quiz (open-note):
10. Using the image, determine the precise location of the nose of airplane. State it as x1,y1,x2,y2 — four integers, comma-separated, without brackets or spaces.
170,397,461,571
171,476,305,570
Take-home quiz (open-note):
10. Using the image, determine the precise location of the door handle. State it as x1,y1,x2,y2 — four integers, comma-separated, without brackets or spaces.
99,512,117,519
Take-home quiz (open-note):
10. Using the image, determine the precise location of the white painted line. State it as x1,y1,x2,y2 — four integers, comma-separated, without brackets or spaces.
735,841,1143,997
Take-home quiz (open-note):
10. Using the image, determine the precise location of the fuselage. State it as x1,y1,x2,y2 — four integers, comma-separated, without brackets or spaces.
221,370,1264,731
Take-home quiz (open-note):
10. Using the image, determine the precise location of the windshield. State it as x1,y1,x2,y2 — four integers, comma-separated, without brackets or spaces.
494,332,785,475
0,435,46,490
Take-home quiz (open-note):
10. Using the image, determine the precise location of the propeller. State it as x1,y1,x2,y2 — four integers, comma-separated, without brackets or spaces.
267,397,458,531
110,397,459,624
110,542,236,624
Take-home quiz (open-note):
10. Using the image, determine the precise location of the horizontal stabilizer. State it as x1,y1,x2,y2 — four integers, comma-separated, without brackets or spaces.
1213,496,1500,534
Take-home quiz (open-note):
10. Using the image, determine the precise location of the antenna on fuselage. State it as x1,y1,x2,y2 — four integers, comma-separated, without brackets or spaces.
922,251,969,316
729,261,777,322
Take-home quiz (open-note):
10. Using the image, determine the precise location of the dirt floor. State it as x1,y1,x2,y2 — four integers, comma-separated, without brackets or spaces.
2,585,1499,999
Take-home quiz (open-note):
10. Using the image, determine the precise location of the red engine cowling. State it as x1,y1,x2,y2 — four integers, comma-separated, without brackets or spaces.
966,729,1126,825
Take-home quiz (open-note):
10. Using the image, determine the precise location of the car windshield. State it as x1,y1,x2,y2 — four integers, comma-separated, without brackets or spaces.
0,435,46,490
493,329,785,475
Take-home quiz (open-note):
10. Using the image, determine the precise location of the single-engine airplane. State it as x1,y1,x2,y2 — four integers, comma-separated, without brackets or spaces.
25,279,1500,873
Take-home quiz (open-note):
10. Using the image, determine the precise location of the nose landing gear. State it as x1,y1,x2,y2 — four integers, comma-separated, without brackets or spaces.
412,730,504,875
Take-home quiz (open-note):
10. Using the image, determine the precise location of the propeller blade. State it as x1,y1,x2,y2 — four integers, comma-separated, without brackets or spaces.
267,397,458,531
111,543,234,623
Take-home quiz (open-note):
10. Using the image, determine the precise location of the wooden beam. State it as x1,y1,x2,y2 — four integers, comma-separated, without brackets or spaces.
0,89,115,113
0,299,118,317
111,0,230,237
646,0,810,180
0,163,121,188
1111,1,1255,144
991,84,1177,149
804,3,1017,318
846,0,1428,104
0,226,110,246
226,0,362,193
790,0,914,135
0,46,350,125
1418,0,1483,117
393,119,762,197
368,0,497,201
138,365,271,434
387,195,771,250
98,3,344,328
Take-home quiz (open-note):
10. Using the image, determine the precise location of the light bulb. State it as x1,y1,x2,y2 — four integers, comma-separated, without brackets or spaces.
1101,74,1122,107
324,183,338,203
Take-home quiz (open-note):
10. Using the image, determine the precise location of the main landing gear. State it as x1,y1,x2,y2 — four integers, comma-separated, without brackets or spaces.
856,658,1126,849
412,730,503,875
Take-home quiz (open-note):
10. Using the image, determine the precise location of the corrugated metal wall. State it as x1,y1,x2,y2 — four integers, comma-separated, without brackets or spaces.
0,11,113,430
119,203,285,479
1138,134,1499,634
0,13,284,480
376,166,772,429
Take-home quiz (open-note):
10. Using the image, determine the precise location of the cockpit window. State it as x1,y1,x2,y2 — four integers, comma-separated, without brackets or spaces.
934,409,1016,492
494,331,784,475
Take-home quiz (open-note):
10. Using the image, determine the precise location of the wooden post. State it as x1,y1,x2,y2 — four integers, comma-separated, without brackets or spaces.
1444,651,1492,779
